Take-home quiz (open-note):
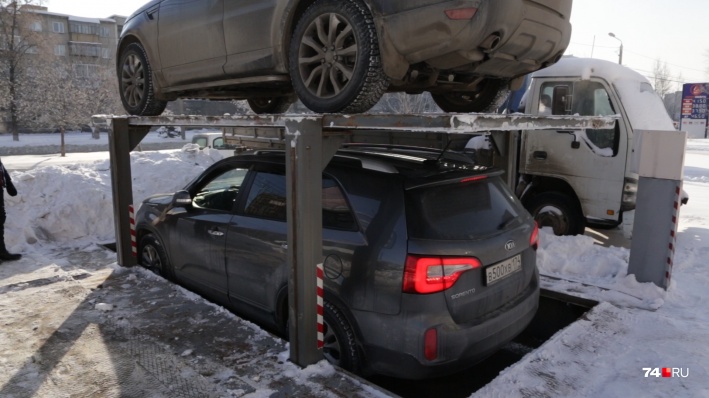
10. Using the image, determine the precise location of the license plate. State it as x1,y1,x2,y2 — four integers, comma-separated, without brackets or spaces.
485,255,522,285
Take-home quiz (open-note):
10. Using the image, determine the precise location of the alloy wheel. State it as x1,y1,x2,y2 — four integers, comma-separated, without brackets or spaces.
297,12,358,99
121,53,145,108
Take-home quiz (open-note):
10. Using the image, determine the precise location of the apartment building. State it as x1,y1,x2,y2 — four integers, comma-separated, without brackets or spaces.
0,5,126,133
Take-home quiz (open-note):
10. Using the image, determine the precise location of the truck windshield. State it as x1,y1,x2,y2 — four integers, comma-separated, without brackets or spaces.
613,80,675,131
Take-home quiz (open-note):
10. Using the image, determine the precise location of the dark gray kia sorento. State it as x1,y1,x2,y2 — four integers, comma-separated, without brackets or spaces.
135,145,540,379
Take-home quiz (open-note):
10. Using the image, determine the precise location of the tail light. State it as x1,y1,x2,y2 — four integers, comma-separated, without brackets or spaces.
530,221,539,250
403,255,481,294
445,8,478,20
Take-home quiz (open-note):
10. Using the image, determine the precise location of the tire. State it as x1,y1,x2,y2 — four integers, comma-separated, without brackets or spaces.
138,233,174,280
118,42,167,116
289,0,389,114
247,96,295,114
323,302,362,373
431,78,507,113
525,192,586,236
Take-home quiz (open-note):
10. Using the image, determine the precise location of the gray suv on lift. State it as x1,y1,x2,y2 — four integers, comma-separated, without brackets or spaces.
135,145,540,379
118,0,572,115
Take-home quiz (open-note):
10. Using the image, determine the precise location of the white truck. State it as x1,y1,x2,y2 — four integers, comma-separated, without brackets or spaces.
220,57,679,236
500,57,678,235
191,131,237,158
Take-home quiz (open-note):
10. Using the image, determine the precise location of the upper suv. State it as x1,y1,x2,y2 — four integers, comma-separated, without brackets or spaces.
118,0,572,116
135,145,540,379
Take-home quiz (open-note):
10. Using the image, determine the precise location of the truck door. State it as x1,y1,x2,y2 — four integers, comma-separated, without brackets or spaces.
521,78,628,224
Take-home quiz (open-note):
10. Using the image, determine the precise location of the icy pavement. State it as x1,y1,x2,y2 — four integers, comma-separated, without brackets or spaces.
0,247,389,398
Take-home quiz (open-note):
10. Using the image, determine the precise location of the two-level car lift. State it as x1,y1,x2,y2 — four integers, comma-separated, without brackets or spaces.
102,113,616,369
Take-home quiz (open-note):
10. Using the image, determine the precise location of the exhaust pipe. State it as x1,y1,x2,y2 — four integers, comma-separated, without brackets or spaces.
479,34,501,51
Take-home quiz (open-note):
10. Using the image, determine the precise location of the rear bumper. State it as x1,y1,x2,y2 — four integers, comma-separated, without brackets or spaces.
375,0,571,79
355,268,540,379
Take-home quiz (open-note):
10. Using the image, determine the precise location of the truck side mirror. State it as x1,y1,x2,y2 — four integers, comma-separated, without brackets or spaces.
552,86,570,115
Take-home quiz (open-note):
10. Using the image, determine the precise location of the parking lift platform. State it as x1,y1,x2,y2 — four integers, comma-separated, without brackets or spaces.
99,112,616,386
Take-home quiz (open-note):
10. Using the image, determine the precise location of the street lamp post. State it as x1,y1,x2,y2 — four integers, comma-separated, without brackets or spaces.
608,32,623,65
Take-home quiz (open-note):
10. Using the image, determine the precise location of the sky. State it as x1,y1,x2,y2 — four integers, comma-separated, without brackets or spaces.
1,131,708,395
45,0,709,88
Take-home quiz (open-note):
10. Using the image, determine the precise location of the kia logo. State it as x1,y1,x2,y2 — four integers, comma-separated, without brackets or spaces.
505,240,516,251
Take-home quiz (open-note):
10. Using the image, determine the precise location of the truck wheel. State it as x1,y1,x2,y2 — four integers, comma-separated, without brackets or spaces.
323,302,362,373
118,42,167,116
139,233,174,280
289,0,389,113
431,78,506,113
247,96,295,114
526,192,586,236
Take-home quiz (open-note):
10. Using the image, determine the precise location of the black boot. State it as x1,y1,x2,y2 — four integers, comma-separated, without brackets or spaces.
0,232,20,261
0,250,20,261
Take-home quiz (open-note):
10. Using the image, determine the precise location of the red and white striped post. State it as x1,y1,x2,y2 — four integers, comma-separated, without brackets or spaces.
665,183,682,286
128,205,137,257
316,262,324,349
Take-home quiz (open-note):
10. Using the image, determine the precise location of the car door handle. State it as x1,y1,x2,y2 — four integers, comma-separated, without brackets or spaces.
533,151,547,160
208,229,224,237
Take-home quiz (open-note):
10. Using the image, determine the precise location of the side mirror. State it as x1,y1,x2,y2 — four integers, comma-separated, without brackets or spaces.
552,85,570,115
173,190,192,207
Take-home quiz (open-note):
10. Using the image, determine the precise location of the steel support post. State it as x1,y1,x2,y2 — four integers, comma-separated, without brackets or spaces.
627,130,687,290
109,118,149,267
285,117,324,367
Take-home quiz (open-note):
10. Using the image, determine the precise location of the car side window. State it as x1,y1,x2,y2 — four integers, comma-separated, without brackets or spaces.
243,171,357,230
244,172,287,220
213,137,225,149
193,167,248,212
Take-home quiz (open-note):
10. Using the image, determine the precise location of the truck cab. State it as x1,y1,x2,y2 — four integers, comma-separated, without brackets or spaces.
192,132,237,158
518,57,676,235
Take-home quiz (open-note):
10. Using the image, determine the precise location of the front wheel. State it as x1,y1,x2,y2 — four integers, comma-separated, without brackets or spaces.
289,0,389,113
525,192,586,236
139,233,174,280
118,42,167,116
431,79,507,113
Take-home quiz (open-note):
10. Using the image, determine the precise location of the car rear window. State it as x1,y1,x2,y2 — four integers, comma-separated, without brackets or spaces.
406,177,524,240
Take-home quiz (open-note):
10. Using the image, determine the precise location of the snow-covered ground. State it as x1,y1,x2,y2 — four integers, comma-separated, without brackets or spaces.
1,133,708,397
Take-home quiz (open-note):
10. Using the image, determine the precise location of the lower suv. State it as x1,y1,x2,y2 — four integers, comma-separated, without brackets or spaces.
118,0,572,115
135,145,540,379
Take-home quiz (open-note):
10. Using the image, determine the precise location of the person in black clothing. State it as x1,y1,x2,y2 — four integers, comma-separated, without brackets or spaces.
0,157,21,261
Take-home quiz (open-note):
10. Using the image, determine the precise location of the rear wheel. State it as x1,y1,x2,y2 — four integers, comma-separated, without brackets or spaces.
431,78,506,113
525,192,586,236
323,302,361,373
139,233,174,280
247,96,295,114
118,42,167,116
289,0,389,113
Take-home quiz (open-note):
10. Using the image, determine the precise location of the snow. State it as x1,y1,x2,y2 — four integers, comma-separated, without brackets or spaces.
1,132,709,396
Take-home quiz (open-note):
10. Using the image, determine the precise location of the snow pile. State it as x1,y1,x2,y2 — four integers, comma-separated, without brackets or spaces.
4,146,221,252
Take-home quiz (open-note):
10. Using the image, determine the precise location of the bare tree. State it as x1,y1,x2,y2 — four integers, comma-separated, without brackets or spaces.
376,92,438,114
652,59,673,99
0,0,45,140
